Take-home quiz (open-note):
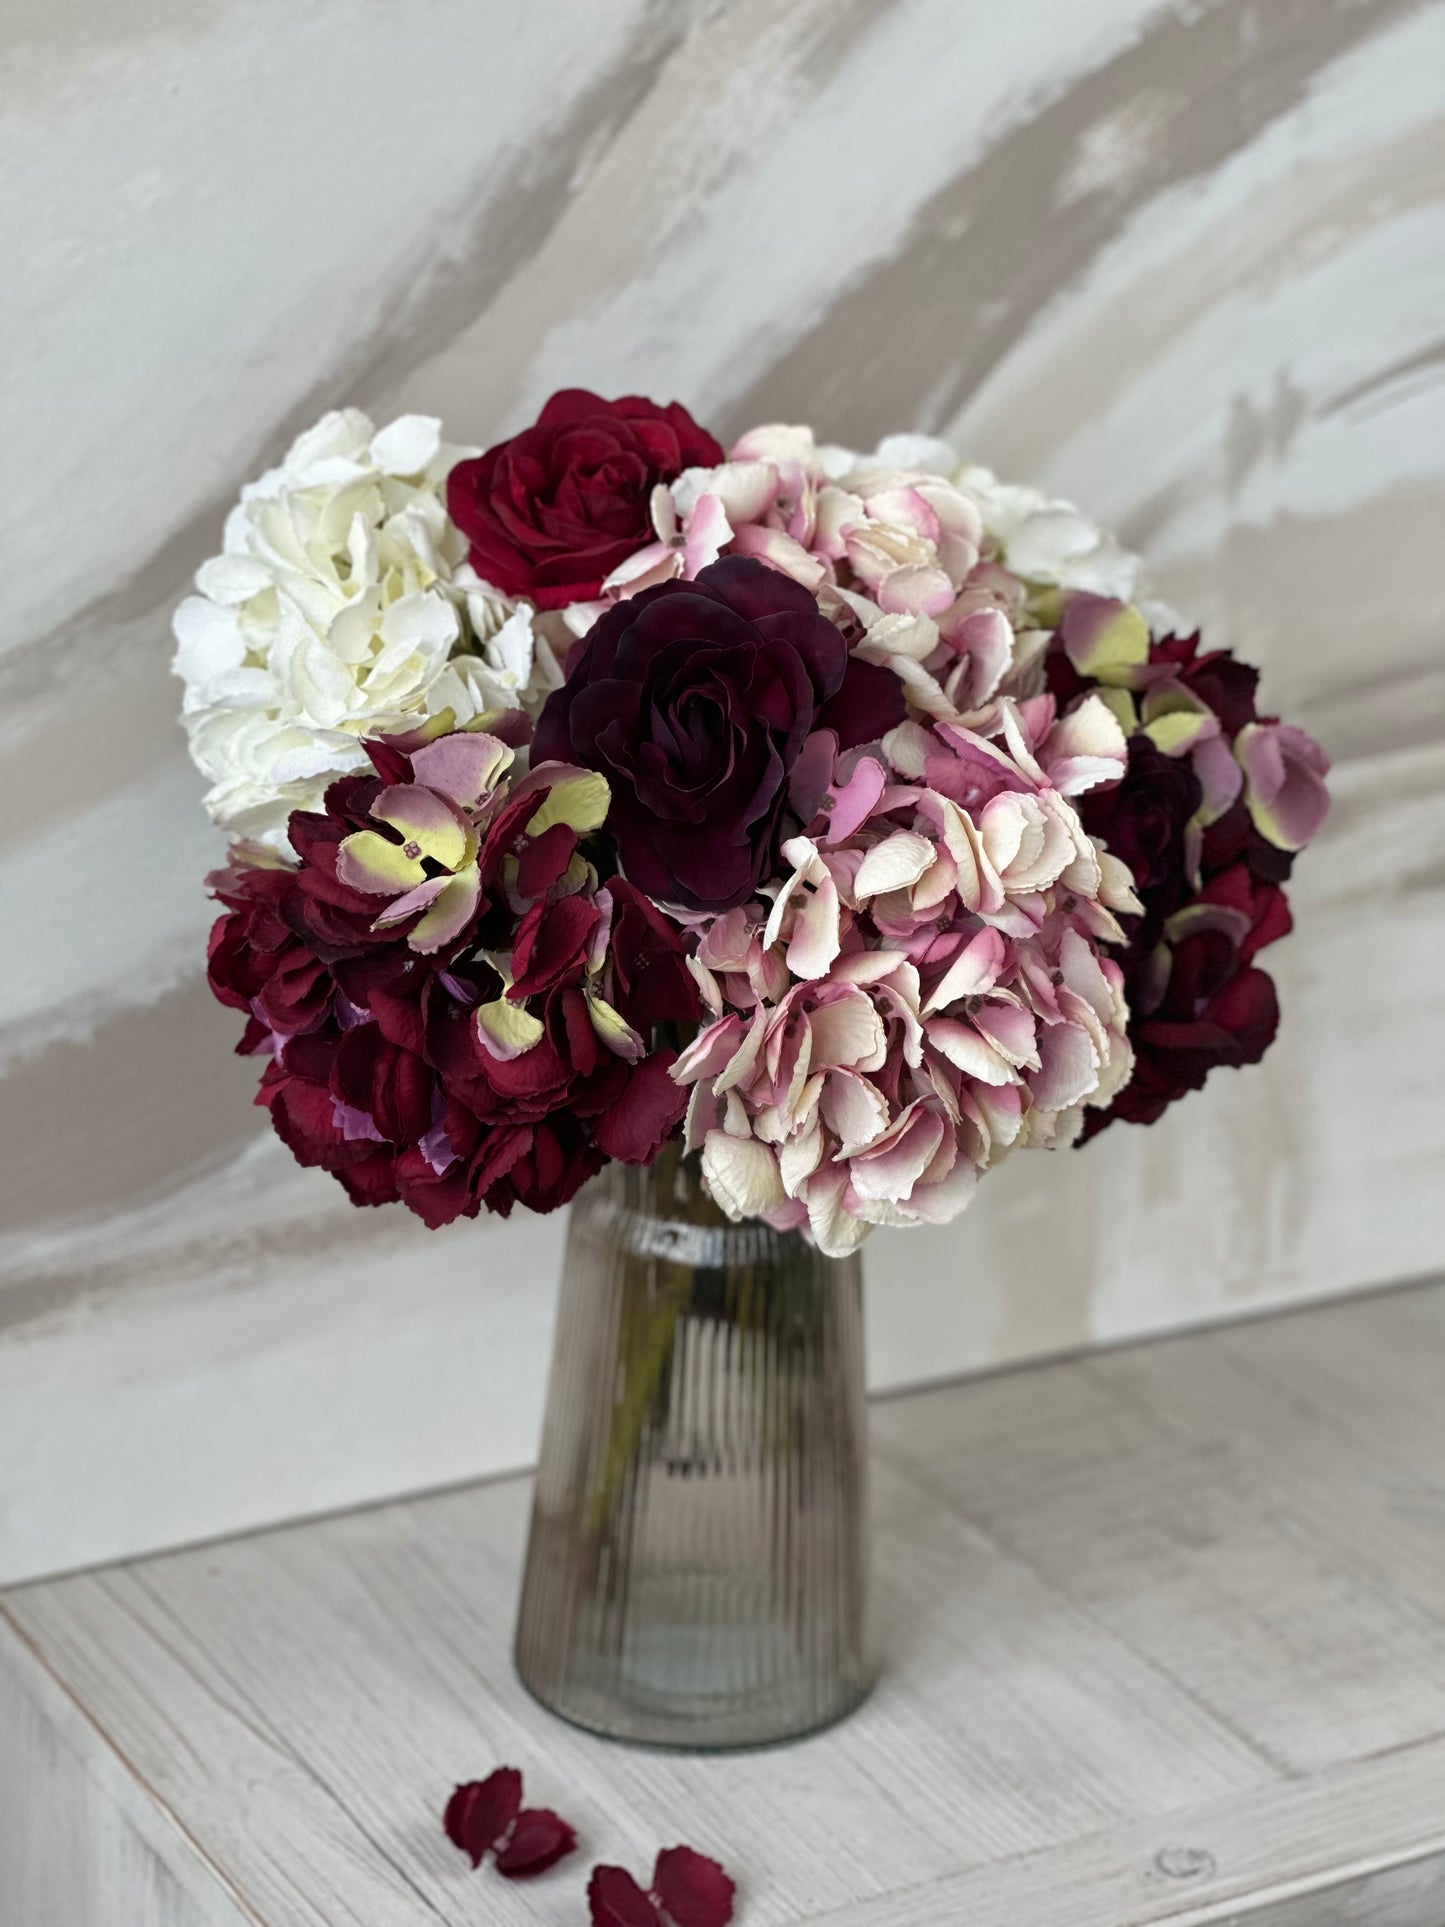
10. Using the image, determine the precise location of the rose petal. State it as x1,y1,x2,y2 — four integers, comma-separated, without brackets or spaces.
589,1866,660,1927
652,1846,738,1927
494,1808,577,1879
443,1768,522,1868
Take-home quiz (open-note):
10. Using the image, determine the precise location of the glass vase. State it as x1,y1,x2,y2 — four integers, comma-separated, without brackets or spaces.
513,1144,873,1749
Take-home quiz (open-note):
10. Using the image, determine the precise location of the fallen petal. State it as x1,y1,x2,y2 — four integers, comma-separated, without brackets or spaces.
652,1845,738,1927
494,1808,577,1878
443,1768,522,1868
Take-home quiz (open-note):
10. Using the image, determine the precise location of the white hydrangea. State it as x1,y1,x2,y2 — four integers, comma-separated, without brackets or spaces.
172,409,559,854
952,460,1144,602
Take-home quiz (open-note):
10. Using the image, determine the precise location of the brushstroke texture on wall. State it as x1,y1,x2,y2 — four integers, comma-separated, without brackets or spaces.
2,0,1442,1582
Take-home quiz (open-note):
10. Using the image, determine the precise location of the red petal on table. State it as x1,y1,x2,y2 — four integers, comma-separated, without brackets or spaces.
589,1863,662,1927
494,1806,578,1877
652,1845,737,1927
442,1767,522,1867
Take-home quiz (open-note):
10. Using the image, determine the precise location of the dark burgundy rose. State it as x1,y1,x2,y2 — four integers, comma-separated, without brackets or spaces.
1083,736,1201,918
447,390,723,609
533,556,906,912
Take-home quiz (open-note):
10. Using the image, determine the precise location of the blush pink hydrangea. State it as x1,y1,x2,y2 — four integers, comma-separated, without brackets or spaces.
671,700,1139,1255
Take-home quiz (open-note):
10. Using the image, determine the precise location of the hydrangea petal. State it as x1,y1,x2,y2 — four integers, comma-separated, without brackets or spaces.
408,867,481,953
337,830,427,894
476,998,545,1061
1061,594,1149,682
371,785,471,870
923,926,1006,1013
587,993,646,1062
1236,721,1331,850
853,831,934,899
651,1845,738,1927
525,768,611,836
409,731,512,806
703,1130,786,1220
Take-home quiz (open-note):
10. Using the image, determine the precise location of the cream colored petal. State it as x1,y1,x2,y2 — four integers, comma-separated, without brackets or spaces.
703,1131,785,1221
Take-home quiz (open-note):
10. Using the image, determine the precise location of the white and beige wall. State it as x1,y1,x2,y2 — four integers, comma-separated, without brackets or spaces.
3,0,1443,1585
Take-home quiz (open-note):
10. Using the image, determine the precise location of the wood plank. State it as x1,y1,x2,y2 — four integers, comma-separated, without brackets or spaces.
868,1294,1445,1775
0,1613,254,1927
1089,1284,1445,1639
797,1735,1445,1927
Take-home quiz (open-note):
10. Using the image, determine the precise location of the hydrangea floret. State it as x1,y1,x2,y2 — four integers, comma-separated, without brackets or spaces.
669,697,1138,1255
206,719,695,1225
173,410,563,854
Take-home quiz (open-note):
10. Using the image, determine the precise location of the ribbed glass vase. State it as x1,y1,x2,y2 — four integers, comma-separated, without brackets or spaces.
514,1144,873,1749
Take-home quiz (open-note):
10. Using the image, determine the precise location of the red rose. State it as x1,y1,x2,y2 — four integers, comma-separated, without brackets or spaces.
447,390,723,609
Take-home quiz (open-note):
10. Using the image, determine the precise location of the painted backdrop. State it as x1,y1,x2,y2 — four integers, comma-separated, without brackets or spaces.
3,0,1442,1582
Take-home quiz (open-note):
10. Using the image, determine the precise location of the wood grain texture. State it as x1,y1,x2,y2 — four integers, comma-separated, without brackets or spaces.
5,1277,1445,1925
2,0,1443,1577
0,1614,255,1927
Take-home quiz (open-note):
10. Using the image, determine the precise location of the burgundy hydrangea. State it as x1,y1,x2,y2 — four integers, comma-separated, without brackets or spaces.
446,389,724,609
206,729,698,1225
1047,631,1302,1138
533,555,907,913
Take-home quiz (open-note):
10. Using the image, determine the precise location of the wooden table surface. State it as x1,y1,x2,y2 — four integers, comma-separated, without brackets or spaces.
5,1277,1445,1927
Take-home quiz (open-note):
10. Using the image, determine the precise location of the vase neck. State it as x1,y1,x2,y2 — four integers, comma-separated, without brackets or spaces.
595,1141,730,1228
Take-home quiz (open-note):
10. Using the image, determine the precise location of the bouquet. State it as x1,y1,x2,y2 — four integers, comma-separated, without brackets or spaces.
175,394,1329,1255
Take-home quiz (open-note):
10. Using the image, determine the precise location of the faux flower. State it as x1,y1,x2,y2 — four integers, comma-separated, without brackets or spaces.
673,705,1136,1255
206,726,696,1225
173,409,554,854
533,556,905,914
1236,721,1332,851
1042,608,1329,1137
185,395,1328,1241
954,461,1145,602
446,390,723,610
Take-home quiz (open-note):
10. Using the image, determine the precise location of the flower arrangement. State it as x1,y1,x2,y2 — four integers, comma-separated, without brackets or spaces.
177,391,1328,1256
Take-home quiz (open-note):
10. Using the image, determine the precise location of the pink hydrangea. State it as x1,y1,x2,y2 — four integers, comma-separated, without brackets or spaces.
596,422,1043,735
671,702,1138,1255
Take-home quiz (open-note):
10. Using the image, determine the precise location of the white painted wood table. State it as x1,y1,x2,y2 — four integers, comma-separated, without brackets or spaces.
5,1278,1445,1927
